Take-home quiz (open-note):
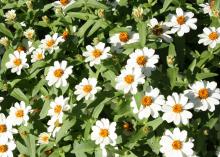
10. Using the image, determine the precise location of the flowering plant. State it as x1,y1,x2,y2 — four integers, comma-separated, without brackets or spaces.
0,0,220,157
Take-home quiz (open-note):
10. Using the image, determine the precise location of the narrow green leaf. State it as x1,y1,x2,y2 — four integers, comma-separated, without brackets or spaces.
0,23,13,38
10,88,29,104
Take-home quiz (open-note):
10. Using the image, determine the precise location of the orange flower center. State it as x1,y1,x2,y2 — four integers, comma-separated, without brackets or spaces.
99,129,109,137
83,85,92,93
54,105,62,114
47,39,55,47
208,32,218,41
54,69,64,78
37,53,43,60
198,88,209,99
0,145,8,153
124,75,134,84
172,104,183,113
17,46,26,52
16,109,24,118
152,25,163,36
176,16,185,25
119,32,129,42
62,31,69,40
60,0,69,6
172,140,182,150
136,55,147,66
41,135,49,142
0,124,7,133
92,49,102,58
13,59,22,66
141,96,153,107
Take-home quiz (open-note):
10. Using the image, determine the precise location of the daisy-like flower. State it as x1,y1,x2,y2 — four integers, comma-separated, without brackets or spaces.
24,28,35,40
0,113,17,141
115,67,145,94
0,37,9,47
199,3,212,16
46,60,73,88
83,42,112,67
74,78,102,101
91,118,117,148
162,93,194,125
48,95,70,120
130,86,165,119
40,33,64,54
126,47,159,76
53,0,76,10
0,138,16,157
38,132,51,145
148,18,173,43
160,128,194,157
198,27,220,48
8,101,32,126
16,39,35,55
47,117,62,137
4,9,16,22
184,80,220,112
31,48,45,63
109,27,139,52
5,50,29,75
166,8,197,37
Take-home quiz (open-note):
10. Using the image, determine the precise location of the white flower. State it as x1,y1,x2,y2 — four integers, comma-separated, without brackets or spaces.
83,42,112,67
20,22,26,27
109,28,139,52
130,86,165,119
74,78,102,101
46,60,73,88
126,47,159,76
38,132,51,145
16,39,35,55
0,97,3,103
132,6,144,19
199,3,212,16
0,113,17,141
148,18,173,43
40,33,64,54
31,48,45,63
166,8,197,36
8,101,32,126
162,93,194,125
115,67,145,94
184,80,220,112
91,118,117,148
4,9,16,22
47,117,62,137
48,95,70,121
53,0,76,10
198,27,220,48
24,28,35,40
5,51,29,75
216,146,220,157
0,138,16,157
0,37,9,47
160,128,194,157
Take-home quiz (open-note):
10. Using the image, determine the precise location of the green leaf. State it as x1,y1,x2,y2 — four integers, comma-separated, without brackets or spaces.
87,0,108,9
92,97,111,118
0,47,13,71
27,134,36,157
167,67,179,89
137,22,146,47
39,99,50,119
146,117,163,131
71,141,96,154
10,88,29,104
16,141,29,154
196,72,218,80
188,59,197,72
168,43,176,57
161,0,172,13
87,20,108,37
0,23,13,38
32,79,46,97
77,20,95,37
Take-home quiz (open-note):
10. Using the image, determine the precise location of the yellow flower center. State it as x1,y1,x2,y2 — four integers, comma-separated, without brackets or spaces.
17,46,26,52
172,104,183,113
54,69,64,78
41,135,49,142
198,88,209,99
54,120,62,127
152,25,163,36
13,59,22,66
16,109,24,118
119,32,129,42
92,49,102,58
208,32,218,41
47,39,55,47
62,30,69,40
54,105,62,114
0,124,7,133
141,96,153,107
37,53,43,60
83,85,92,93
99,129,109,137
172,140,182,150
0,145,8,153
136,55,147,66
176,16,185,25
124,75,134,84
60,0,69,6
